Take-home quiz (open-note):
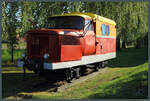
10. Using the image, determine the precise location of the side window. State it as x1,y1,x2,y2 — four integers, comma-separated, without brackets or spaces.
102,24,105,35
106,25,109,36
85,20,93,31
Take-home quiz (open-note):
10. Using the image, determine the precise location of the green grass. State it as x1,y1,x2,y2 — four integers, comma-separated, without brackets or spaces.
30,63,148,99
2,43,26,49
2,67,46,99
109,48,148,68
2,43,26,65
2,48,148,99
2,49,25,65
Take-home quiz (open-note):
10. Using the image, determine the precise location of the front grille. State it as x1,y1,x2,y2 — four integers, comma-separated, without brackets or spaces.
30,36,49,57
27,34,60,62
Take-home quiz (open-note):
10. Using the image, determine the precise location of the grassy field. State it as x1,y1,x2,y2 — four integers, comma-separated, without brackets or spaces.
2,43,26,49
2,48,148,99
2,43,26,65
2,49,25,65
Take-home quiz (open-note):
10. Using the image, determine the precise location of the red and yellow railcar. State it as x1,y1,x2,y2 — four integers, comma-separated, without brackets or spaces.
18,12,116,81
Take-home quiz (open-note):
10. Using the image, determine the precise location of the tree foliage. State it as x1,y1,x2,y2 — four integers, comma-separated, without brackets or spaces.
2,1,148,61
2,2,21,62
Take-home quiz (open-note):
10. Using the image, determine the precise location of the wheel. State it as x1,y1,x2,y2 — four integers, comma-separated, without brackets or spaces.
66,68,73,83
75,68,80,79
102,61,108,68
94,63,100,71
94,66,99,71
80,66,87,76
104,61,108,67
66,75,72,83
102,61,105,68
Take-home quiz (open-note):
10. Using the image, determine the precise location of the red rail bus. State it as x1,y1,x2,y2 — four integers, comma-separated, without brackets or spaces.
18,12,116,82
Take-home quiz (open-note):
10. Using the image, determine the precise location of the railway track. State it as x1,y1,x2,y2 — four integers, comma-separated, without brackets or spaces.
32,67,108,92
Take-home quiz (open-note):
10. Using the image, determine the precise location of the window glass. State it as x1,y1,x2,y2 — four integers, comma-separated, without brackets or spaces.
84,20,93,31
106,25,109,36
102,24,105,35
45,16,84,30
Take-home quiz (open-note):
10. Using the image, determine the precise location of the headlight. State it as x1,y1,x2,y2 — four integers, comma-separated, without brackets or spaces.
43,53,49,59
21,53,26,58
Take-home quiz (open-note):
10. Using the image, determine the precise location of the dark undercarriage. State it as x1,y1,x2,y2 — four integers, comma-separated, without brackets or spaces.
23,58,107,82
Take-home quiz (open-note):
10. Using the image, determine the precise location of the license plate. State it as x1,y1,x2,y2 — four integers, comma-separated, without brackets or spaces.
44,62,52,69
17,60,24,67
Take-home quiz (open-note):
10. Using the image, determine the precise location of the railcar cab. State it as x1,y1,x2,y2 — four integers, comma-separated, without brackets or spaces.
25,14,96,63
18,12,116,82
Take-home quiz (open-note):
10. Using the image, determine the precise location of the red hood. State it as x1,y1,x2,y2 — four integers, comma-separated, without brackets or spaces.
27,28,83,36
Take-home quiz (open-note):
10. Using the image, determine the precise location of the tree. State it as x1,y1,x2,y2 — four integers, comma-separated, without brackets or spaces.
3,2,20,62
21,2,38,35
2,2,7,41
2,2,148,63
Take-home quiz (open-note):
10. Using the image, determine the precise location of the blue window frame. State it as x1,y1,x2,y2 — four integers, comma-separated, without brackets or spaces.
102,24,105,35
106,25,109,36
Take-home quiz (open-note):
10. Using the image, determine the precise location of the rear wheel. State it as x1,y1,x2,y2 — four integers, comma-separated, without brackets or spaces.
94,66,99,71
102,61,105,68
102,61,108,68
75,67,80,79
94,63,101,71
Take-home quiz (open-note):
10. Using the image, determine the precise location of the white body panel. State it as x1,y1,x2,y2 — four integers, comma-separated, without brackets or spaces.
44,52,116,70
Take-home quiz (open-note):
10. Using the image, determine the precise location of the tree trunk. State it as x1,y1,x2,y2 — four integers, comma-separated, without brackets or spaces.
11,46,14,62
135,38,141,49
144,35,148,47
116,37,121,51
122,42,126,48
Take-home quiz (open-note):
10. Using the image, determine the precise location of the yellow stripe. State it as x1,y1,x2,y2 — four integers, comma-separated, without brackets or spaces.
51,12,116,26
52,13,91,19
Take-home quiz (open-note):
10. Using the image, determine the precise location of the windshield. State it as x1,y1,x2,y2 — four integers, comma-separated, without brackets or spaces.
45,16,84,30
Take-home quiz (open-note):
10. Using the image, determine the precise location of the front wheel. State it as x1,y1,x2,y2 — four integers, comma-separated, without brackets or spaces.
66,68,73,83
94,66,99,71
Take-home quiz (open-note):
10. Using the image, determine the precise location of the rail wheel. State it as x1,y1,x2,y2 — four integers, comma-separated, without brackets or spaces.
94,63,101,71
75,67,80,79
102,61,108,68
101,61,105,68
66,68,73,83
94,66,99,71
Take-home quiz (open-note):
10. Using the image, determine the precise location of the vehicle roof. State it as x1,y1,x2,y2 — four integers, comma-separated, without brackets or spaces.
52,12,116,26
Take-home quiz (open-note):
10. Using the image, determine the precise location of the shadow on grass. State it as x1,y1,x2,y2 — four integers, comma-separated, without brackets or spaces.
2,73,60,99
108,48,148,68
85,70,148,99
2,48,148,99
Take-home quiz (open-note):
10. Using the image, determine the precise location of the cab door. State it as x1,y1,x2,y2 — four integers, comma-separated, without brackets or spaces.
82,19,96,55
